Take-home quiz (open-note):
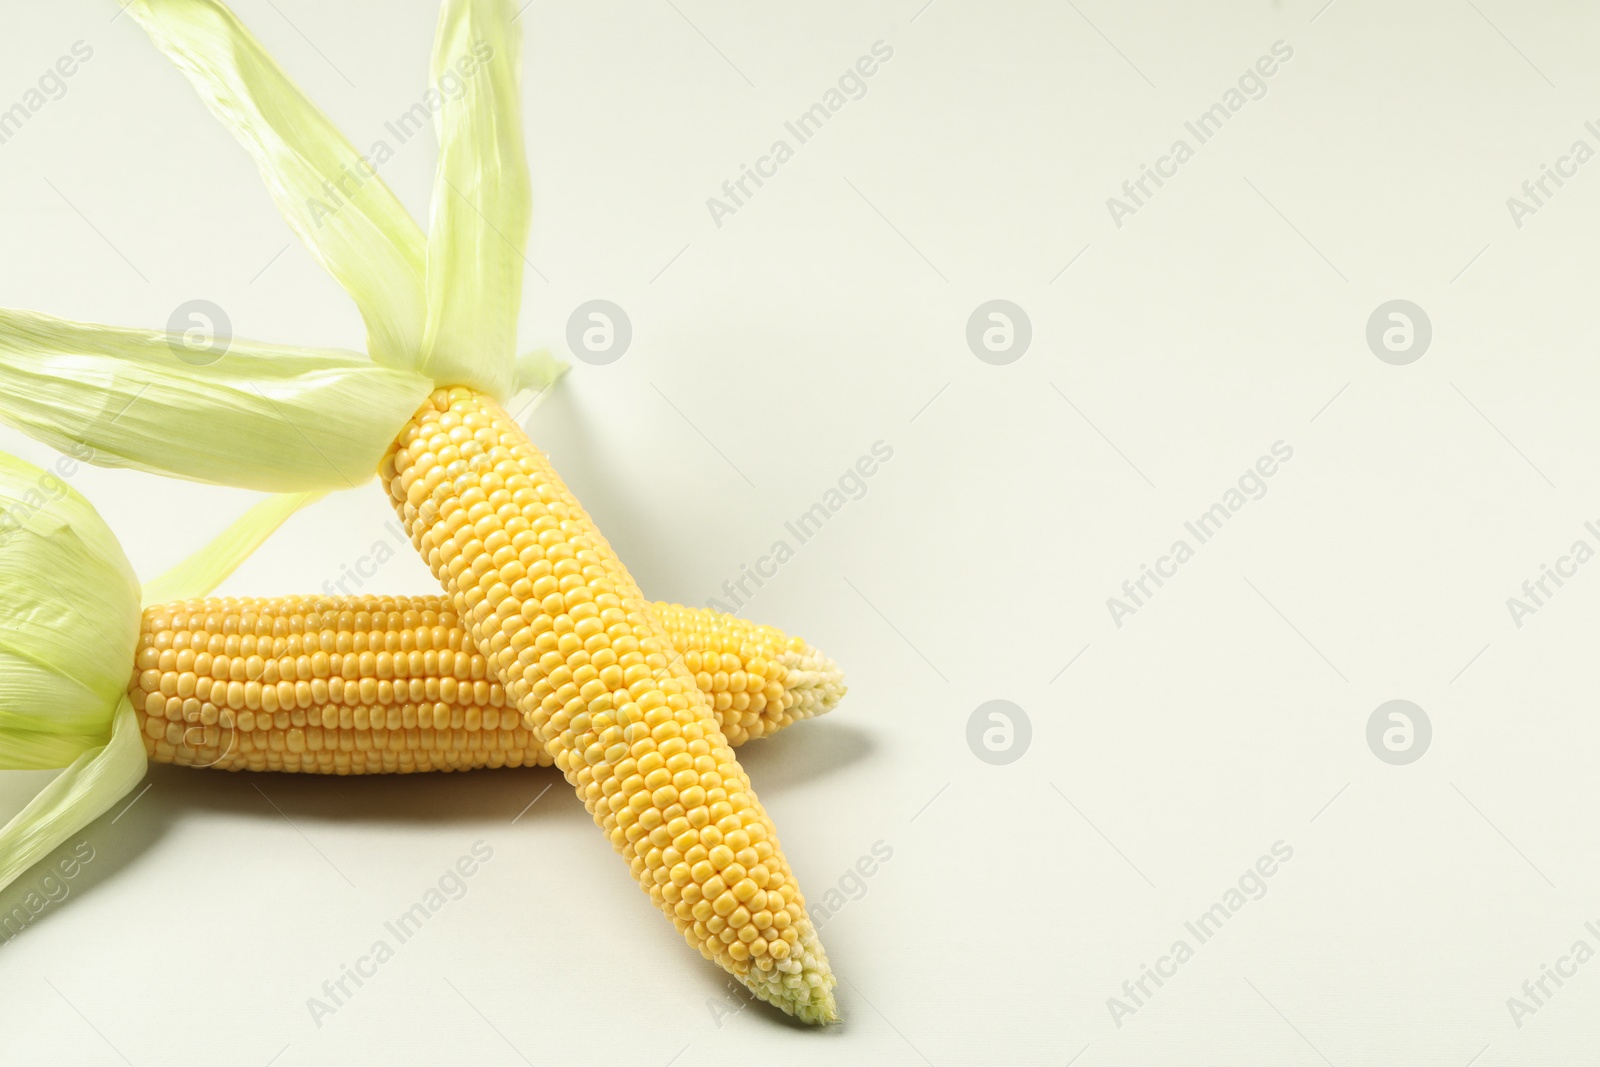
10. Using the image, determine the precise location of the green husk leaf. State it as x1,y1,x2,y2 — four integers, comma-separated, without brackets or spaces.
142,491,328,605
509,347,567,408
0,309,432,492
0,698,148,895
2,730,105,771
0,450,148,894
0,449,142,754
417,0,530,399
124,0,428,367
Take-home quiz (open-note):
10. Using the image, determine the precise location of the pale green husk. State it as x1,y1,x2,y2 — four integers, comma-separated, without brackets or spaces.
0,309,433,492
0,0,545,493
0,452,142,750
0,453,147,895
511,347,569,407
418,0,532,398
123,0,428,368
0,699,146,895
126,0,532,401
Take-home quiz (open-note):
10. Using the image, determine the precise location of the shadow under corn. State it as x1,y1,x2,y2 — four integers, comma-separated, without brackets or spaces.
735,720,876,793
0,719,868,945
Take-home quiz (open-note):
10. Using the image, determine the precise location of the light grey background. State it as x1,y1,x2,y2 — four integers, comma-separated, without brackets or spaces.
2,0,1598,1063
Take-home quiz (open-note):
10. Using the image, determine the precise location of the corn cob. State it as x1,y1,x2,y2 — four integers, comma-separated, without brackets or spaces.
383,387,838,1022
135,595,845,774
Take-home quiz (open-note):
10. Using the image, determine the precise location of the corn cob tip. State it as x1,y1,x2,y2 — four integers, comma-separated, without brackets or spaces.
776,640,846,722
652,604,847,744
738,909,838,1023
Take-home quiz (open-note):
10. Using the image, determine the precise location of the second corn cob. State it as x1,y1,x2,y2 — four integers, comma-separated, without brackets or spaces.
136,595,845,774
